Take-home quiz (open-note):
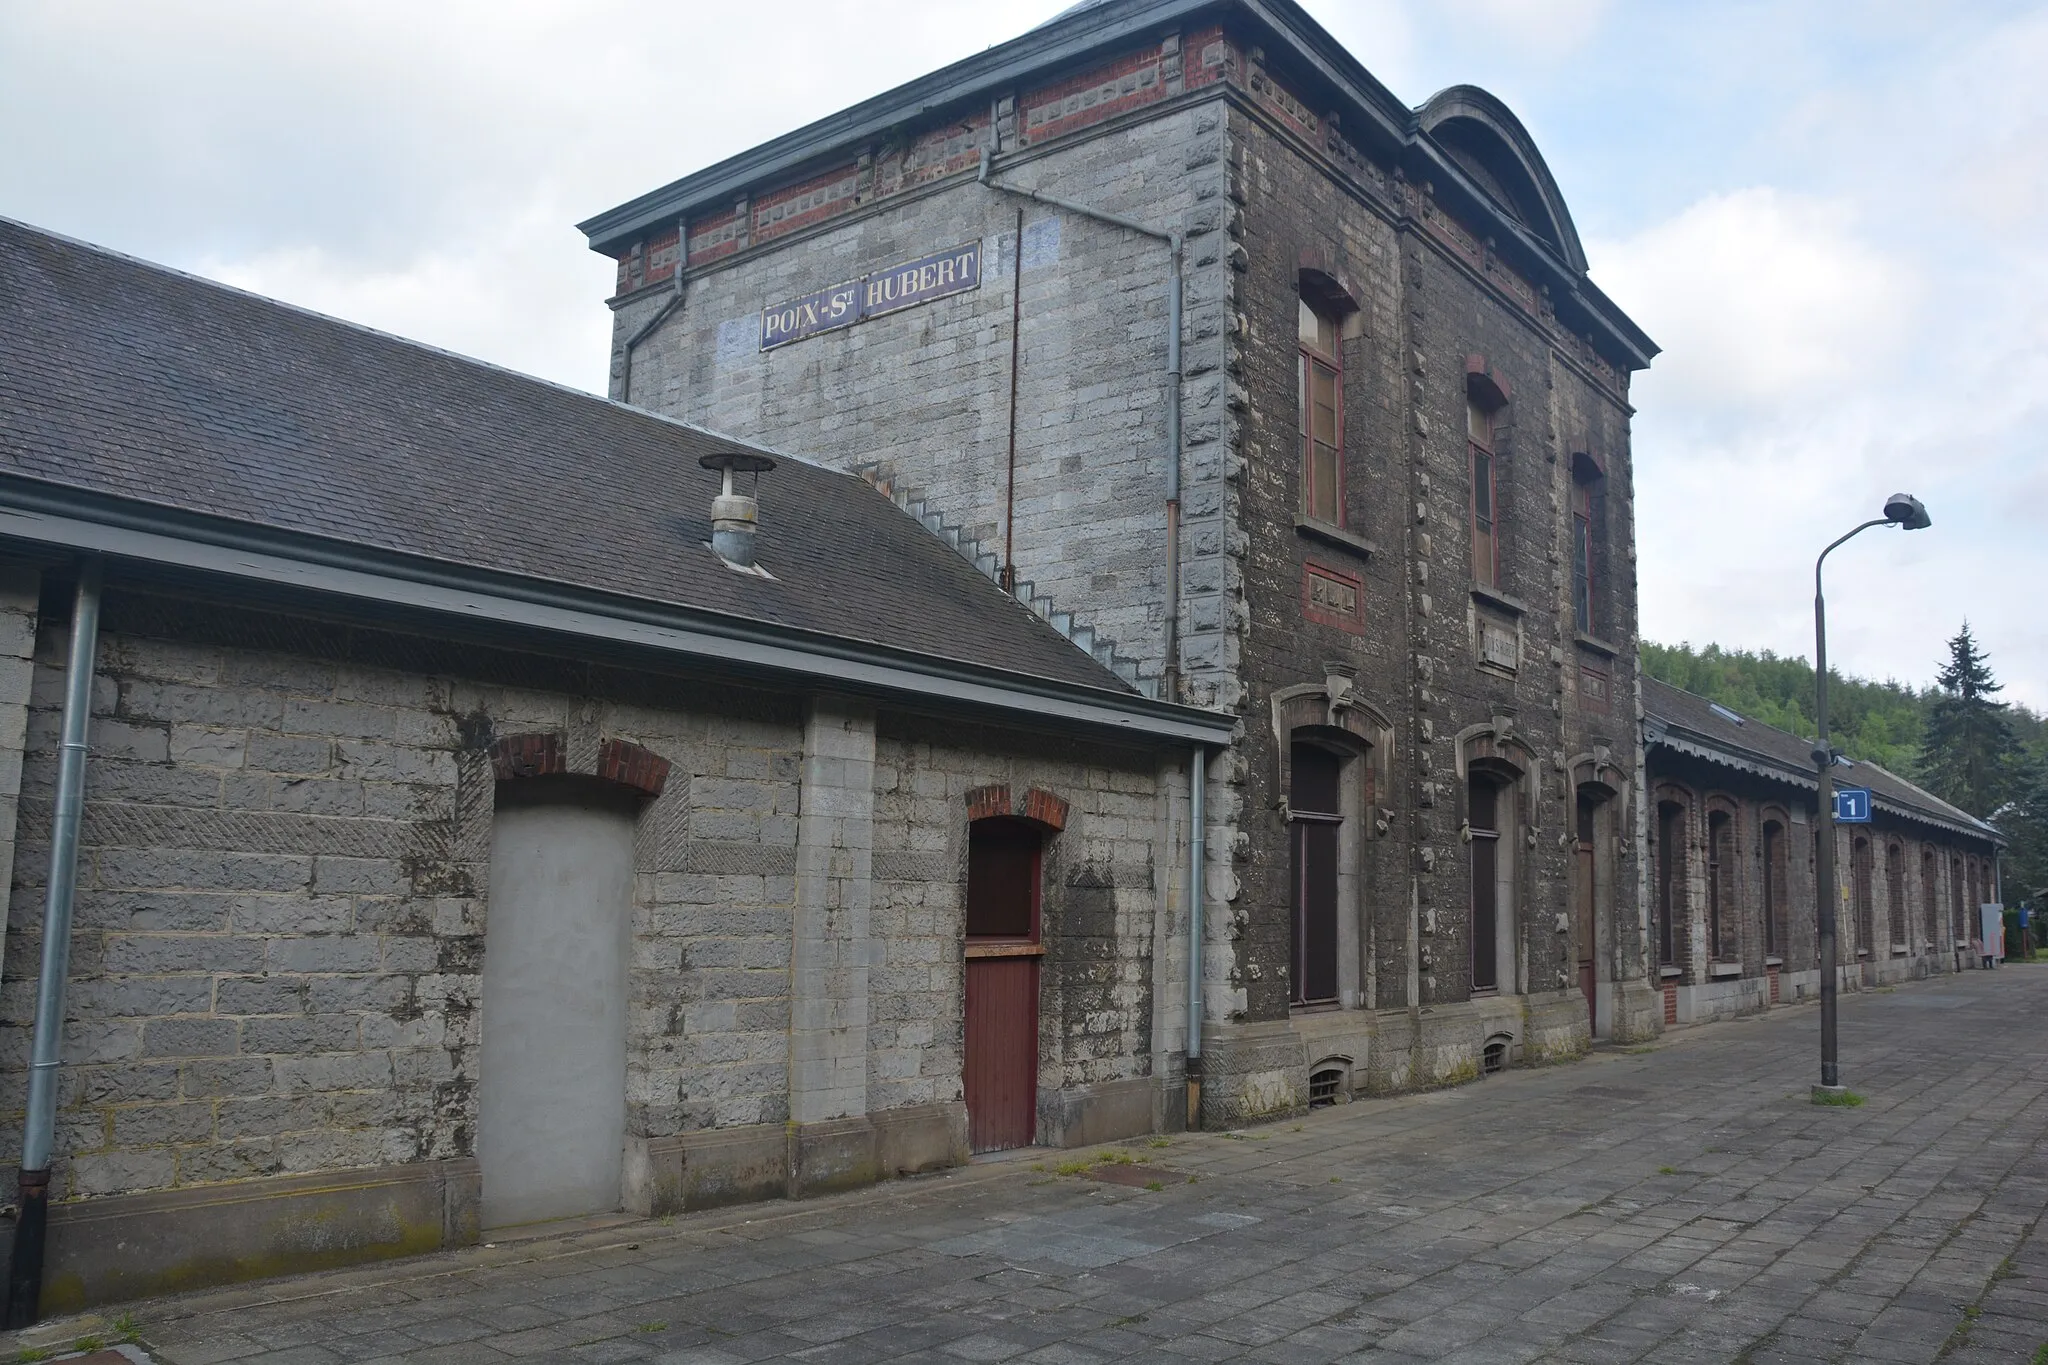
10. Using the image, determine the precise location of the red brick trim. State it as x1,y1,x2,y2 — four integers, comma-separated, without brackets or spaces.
490,732,565,782
1020,787,1070,832
1465,354,1512,407
966,785,1012,823
598,738,672,798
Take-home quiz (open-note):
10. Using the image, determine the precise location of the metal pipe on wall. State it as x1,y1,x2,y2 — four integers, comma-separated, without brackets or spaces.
979,148,1184,701
5,557,103,1327
1185,744,1206,1130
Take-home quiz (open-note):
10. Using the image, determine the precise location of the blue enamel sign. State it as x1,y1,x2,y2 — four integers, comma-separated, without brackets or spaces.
1834,787,1872,823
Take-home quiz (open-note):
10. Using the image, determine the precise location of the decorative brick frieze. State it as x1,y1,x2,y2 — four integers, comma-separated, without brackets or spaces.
752,164,861,246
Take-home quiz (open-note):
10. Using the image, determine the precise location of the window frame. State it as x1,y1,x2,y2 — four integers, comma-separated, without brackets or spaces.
1572,479,1596,634
1297,300,1345,529
1468,395,1501,589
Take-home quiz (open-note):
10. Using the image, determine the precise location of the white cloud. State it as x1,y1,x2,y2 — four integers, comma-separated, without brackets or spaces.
1459,0,1612,58
1592,189,1918,415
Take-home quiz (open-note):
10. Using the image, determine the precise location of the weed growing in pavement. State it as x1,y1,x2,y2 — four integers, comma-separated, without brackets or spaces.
1812,1089,1866,1107
14,1349,51,1363
1148,1137,1173,1149
639,1322,668,1333
111,1315,142,1344
1657,1166,1679,1175
2028,1341,2047,1364
1144,1181,1164,1192
1054,1158,1094,1176
1330,1176,1342,1184
1620,1046,1657,1055
1109,1314,1149,1327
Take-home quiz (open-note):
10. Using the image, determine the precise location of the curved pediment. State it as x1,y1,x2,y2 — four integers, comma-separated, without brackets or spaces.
1416,85,1587,273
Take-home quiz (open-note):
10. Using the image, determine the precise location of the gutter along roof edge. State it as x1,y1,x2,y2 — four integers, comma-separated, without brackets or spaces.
1646,718,2003,846
0,482,1236,747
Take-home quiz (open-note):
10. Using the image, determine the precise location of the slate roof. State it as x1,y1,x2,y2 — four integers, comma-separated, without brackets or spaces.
1643,676,2001,845
0,218,1130,696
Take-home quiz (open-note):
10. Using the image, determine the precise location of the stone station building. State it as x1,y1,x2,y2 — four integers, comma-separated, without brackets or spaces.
1643,678,2005,1026
583,0,1663,1123
0,220,1232,1311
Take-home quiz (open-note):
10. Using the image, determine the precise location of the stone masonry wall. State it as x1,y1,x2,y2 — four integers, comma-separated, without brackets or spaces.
0,566,37,995
0,589,817,1200
869,716,1169,1115
613,98,1242,715
0,584,1174,1203
1225,100,1644,1032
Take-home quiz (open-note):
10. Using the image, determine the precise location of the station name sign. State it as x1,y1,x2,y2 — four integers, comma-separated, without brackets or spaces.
760,240,982,351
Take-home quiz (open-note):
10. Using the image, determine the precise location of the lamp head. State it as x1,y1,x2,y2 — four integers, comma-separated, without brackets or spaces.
1883,493,1931,530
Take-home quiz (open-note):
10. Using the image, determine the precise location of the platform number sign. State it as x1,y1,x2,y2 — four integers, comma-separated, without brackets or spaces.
1833,787,1872,823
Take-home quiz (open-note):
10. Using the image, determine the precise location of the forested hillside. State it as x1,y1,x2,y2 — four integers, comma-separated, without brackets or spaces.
1641,636,2048,902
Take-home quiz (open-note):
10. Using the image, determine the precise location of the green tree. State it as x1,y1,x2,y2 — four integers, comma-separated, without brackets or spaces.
1918,622,2012,818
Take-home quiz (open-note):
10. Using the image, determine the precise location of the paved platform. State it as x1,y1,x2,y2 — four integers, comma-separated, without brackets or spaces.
16,968,2048,1364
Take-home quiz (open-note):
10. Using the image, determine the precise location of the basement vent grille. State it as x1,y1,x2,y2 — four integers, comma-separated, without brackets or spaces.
1308,1067,1344,1108
1482,1040,1508,1075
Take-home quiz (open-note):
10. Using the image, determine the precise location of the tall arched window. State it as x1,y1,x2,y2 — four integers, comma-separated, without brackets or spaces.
1921,848,1938,945
1655,800,1685,969
1953,854,1967,942
1852,836,1875,953
1298,299,1343,526
1885,841,1906,948
1469,773,1507,993
1289,742,1342,1006
1762,819,1786,957
1707,809,1733,961
1468,388,1502,588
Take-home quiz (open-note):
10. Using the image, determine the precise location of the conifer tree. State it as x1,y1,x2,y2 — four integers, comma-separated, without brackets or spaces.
1919,622,2012,817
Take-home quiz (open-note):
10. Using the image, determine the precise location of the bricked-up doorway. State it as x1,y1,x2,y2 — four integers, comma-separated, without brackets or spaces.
1289,743,1343,1007
964,817,1044,1152
1575,790,1601,1033
479,779,638,1228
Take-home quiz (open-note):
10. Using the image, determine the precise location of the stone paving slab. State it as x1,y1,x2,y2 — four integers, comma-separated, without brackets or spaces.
11,969,2048,1364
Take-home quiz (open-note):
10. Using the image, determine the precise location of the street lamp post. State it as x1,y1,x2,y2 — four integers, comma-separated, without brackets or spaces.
1812,493,1930,1101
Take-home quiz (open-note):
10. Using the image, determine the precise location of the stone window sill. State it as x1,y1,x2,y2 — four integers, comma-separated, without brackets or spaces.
1891,944,1909,957
1856,949,1871,959
1765,956,1784,968
1470,584,1527,617
1575,632,1620,659
1658,965,1682,979
1708,962,1743,979
1296,516,1378,560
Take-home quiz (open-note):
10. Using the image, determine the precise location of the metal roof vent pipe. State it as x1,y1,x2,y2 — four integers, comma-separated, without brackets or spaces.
701,450,777,577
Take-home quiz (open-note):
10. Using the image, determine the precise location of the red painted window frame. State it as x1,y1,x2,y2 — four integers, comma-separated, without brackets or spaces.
1572,479,1596,634
1298,310,1344,528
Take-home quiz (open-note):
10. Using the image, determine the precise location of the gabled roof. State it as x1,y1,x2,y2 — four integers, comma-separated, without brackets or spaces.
0,218,1231,744
1643,676,2002,846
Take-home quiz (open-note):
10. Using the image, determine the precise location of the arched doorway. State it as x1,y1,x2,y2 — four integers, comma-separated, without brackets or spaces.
963,815,1045,1152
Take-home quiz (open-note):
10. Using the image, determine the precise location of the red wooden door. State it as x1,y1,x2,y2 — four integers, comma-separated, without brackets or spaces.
964,819,1042,1152
965,952,1039,1151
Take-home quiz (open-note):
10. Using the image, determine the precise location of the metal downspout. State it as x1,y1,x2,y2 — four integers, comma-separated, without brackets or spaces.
617,222,689,406
4,559,102,1327
1185,745,1206,1129
980,148,1184,701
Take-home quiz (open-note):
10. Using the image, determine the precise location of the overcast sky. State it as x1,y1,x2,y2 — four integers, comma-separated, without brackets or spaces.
5,1,2042,707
